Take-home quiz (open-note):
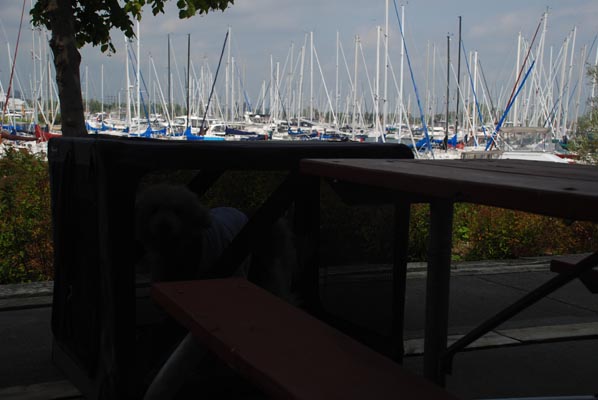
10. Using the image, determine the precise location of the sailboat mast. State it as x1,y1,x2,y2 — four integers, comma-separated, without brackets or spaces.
536,11,548,125
231,56,236,121
310,31,314,122
125,36,131,126
168,34,172,124
592,44,598,102
431,43,437,129
572,45,586,133
375,26,381,138
513,32,521,127
276,62,281,120
39,33,44,121
47,53,53,122
85,66,88,116
230,28,235,121
269,55,274,120
425,41,430,127
335,32,340,124
136,21,141,125
186,33,190,129
225,26,231,122
465,50,472,134
454,16,462,135
548,46,554,120
383,0,389,141
472,51,478,135
31,26,37,124
444,34,450,150
555,35,569,135
261,80,266,116
288,42,294,121
562,26,576,136
398,4,405,140
298,41,305,122
297,40,307,121
352,35,359,134
101,64,104,119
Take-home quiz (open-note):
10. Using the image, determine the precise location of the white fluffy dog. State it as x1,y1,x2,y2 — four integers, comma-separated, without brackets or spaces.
135,182,298,300
136,183,300,399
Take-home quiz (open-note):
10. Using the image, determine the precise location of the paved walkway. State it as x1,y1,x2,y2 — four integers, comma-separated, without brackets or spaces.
1,257,597,399
321,258,598,399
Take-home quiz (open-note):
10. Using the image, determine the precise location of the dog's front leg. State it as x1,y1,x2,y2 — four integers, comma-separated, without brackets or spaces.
143,333,208,400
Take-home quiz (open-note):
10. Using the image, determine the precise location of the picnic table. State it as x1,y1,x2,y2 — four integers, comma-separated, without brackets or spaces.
300,157,598,385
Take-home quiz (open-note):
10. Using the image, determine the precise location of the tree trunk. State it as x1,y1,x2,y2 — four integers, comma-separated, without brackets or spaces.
46,0,87,137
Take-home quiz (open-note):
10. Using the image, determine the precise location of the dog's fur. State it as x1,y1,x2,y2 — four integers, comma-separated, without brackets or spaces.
135,183,299,303
136,183,301,399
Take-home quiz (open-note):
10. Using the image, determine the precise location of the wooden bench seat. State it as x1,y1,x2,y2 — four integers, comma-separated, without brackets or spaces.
550,253,598,293
150,277,459,400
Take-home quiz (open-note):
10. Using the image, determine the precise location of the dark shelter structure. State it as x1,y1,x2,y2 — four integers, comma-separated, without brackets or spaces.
47,135,413,399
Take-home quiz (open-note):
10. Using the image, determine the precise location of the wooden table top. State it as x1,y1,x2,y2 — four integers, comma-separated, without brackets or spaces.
300,158,598,222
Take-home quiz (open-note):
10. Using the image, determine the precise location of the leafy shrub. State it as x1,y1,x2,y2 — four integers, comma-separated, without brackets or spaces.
318,196,598,265
2,154,597,283
570,133,598,165
0,147,53,283
450,204,598,261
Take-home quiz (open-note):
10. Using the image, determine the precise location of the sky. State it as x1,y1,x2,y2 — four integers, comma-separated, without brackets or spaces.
0,0,597,117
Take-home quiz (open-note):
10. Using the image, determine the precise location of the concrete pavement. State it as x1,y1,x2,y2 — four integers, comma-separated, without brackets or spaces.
1,257,597,399
321,258,598,399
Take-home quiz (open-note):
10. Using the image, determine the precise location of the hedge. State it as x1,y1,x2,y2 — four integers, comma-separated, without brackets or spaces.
1,159,597,284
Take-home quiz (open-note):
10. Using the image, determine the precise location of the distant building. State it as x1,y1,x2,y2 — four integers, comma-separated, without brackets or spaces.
0,93,28,118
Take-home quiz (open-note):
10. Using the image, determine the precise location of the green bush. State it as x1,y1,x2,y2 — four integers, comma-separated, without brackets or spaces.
0,147,53,283
451,204,598,262
318,195,598,266
2,155,597,284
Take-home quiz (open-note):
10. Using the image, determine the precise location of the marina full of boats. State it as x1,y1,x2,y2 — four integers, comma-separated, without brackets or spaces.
0,113,576,165
1,2,594,166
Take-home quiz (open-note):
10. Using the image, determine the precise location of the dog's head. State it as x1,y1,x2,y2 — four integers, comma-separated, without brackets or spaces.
135,184,211,281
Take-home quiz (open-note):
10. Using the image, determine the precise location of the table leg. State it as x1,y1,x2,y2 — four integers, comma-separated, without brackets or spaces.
294,174,321,313
423,200,454,386
391,200,411,363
